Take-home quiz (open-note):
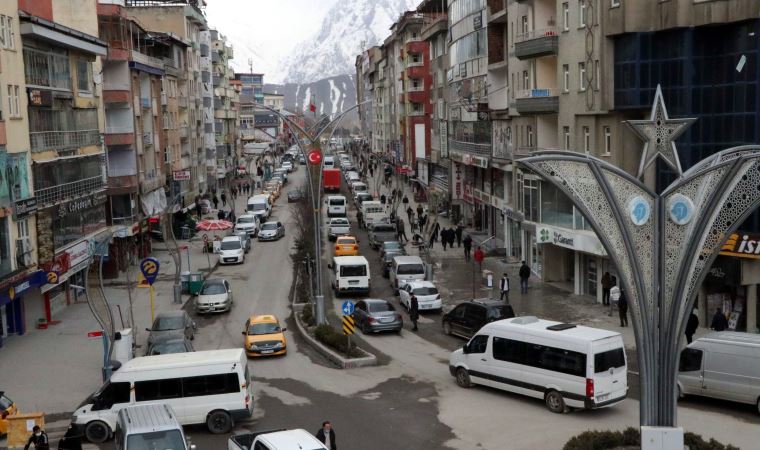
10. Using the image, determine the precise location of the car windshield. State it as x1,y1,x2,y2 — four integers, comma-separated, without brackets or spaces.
238,216,256,224
201,283,226,295
373,225,395,232
369,302,394,313
413,287,438,295
339,265,366,277
594,348,626,373
0,394,13,410
221,241,241,250
329,199,344,205
384,242,402,250
149,342,188,355
153,316,184,331
337,238,355,245
397,264,424,275
127,430,185,450
490,305,513,319
252,203,266,211
248,322,281,335
262,223,278,230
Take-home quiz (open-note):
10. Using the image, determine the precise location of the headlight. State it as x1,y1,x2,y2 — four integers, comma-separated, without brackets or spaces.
249,344,258,350
273,342,283,348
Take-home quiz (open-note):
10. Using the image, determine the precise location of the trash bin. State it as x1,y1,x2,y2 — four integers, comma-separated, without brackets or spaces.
180,271,191,294
188,272,204,295
482,270,493,288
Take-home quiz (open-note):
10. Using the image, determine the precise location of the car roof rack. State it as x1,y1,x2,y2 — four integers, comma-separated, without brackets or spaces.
546,323,577,331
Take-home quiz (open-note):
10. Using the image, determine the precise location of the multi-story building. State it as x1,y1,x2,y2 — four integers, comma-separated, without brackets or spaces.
210,30,238,191
235,72,264,104
21,0,110,331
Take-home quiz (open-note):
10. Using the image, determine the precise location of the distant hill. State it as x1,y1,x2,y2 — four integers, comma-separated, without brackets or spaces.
265,74,358,126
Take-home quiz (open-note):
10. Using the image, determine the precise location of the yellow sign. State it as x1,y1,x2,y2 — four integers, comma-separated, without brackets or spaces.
342,315,355,335
720,233,760,260
137,272,150,288
47,271,59,284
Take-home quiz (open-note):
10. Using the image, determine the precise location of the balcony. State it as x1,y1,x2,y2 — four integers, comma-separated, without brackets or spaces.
200,43,209,57
30,130,100,153
515,88,559,114
212,75,221,87
211,50,220,63
450,140,492,156
406,60,424,68
408,90,426,104
407,65,426,79
178,97,188,108
515,27,559,60
487,0,506,23
36,175,104,207
107,175,138,194
406,40,427,54
180,125,189,140
407,109,425,117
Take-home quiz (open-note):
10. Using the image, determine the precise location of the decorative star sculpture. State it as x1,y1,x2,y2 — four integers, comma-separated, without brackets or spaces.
625,84,696,179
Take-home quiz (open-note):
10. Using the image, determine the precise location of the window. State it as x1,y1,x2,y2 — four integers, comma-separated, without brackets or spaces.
563,126,570,150
24,46,71,90
493,337,525,363
521,16,528,34
466,335,489,354
17,219,29,238
92,382,131,411
182,374,240,397
562,3,570,31
611,0,620,6
135,379,182,401
603,126,611,155
579,0,587,28
0,15,14,49
523,178,540,221
527,126,534,147
464,305,486,324
562,64,570,92
524,344,586,377
522,70,529,90
579,62,586,91
583,126,590,153
679,348,702,372
6,85,19,118
594,348,625,373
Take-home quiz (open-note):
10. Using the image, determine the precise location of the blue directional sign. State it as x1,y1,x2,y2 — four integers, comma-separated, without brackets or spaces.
668,194,695,226
341,300,355,316
140,257,160,286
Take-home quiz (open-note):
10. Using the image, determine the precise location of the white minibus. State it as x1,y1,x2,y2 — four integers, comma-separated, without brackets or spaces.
326,195,347,217
247,194,271,220
449,317,627,413
72,349,253,443
361,201,385,227
323,156,335,169
329,256,370,296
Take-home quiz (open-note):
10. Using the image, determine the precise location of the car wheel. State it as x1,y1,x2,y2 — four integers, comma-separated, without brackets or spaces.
756,397,760,415
545,390,567,414
455,367,471,388
85,420,111,443
443,321,452,335
206,410,232,434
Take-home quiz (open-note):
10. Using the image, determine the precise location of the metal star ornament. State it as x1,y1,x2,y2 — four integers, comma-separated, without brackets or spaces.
625,85,696,179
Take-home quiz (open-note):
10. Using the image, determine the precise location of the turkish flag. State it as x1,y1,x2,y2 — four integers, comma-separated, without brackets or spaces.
309,103,316,112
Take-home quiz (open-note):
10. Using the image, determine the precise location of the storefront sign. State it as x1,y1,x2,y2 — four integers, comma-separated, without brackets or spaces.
720,232,760,259
173,170,191,181
473,188,491,204
0,270,45,307
13,197,38,219
66,240,90,267
57,192,107,218
452,162,463,200
536,224,607,256
439,121,448,158
503,206,525,222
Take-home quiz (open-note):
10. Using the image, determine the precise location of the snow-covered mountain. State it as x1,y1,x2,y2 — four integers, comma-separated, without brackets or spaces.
265,74,357,122
279,0,417,84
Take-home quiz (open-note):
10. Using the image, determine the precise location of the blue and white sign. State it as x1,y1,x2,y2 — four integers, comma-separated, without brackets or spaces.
139,257,160,286
668,194,695,226
627,196,652,226
341,300,355,316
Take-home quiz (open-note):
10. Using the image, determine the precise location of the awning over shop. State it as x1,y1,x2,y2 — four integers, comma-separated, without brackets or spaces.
141,188,167,217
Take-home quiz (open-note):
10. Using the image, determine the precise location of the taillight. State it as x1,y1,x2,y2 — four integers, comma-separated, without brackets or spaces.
586,378,594,398
353,245,358,250
335,246,340,251
1,411,8,419
368,317,376,323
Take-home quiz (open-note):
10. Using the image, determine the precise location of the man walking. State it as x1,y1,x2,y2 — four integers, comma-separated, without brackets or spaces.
441,228,449,251
416,204,423,219
609,278,621,317
315,421,337,450
618,290,629,327
212,194,219,210
447,227,457,249
455,223,464,247
24,425,49,450
221,191,227,207
409,294,419,331
463,234,472,261
685,310,699,344
518,261,531,294
601,272,613,306
499,273,510,302
356,210,364,229
396,218,408,243
710,307,728,331
402,194,409,209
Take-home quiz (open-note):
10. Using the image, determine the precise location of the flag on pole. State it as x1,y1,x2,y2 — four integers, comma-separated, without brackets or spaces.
309,95,316,115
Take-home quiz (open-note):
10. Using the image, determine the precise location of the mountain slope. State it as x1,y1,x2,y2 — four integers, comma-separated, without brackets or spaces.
265,74,357,124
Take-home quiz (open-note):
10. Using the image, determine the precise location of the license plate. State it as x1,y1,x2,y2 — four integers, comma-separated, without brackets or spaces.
261,349,274,354
349,280,359,284
381,317,394,323
421,304,430,309
597,393,609,402
342,246,352,251
225,258,235,262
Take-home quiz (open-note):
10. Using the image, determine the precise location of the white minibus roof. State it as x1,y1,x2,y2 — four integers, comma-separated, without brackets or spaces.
483,317,620,342
119,349,245,373
333,256,369,265
698,331,760,347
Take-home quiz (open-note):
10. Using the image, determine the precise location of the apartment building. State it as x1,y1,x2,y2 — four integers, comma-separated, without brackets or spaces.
210,29,238,191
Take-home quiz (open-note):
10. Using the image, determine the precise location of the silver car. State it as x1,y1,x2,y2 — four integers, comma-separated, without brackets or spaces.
195,278,233,314
258,221,285,241
353,299,403,334
146,311,195,347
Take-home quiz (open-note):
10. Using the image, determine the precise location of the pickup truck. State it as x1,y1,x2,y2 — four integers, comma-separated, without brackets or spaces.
328,217,351,241
228,429,327,450
368,222,397,249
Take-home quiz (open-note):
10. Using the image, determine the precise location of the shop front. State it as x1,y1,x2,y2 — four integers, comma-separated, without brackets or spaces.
0,269,46,341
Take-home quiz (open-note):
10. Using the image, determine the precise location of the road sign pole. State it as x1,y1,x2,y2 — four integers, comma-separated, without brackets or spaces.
346,334,351,358
149,285,155,323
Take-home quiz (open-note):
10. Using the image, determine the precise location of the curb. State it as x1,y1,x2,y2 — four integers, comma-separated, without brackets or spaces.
292,302,377,369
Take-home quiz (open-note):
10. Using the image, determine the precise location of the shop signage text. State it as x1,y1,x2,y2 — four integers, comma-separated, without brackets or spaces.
720,232,760,259
67,240,90,267
13,197,38,219
452,163,463,200
463,183,474,204
536,224,607,256
57,192,107,218
173,170,191,181
503,206,525,223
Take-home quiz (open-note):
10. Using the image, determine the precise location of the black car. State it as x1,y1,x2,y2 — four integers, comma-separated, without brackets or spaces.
442,299,515,339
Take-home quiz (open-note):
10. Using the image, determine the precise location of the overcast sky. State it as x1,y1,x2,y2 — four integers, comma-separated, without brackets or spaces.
205,0,338,82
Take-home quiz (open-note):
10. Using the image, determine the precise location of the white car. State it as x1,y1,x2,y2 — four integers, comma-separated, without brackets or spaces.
351,182,368,196
218,236,245,265
195,278,233,314
399,281,442,311
346,171,360,183
281,161,294,172
328,217,351,241
235,214,259,237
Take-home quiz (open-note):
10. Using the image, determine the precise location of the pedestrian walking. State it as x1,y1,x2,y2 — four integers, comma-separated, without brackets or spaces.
369,165,374,178
212,194,219,210
609,278,621,317
402,194,409,208
473,246,485,270
463,234,472,261
441,228,449,251
228,209,236,224
431,222,440,242
518,261,531,293
217,209,226,220
357,210,364,229
601,272,613,306
396,218,408,243
618,290,629,327
447,227,457,249
221,192,227,207
24,425,49,450
57,424,83,450
315,421,337,450
409,294,419,331
685,310,699,344
231,186,238,199
380,194,386,205
455,223,464,247
418,215,425,232
499,273,510,302
416,204,423,219
710,307,728,331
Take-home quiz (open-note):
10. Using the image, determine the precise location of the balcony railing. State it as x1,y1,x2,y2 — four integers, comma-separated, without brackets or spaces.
516,88,559,99
30,129,100,153
407,110,425,117
179,125,189,139
515,26,559,44
36,175,104,207
407,85,424,92
406,60,424,68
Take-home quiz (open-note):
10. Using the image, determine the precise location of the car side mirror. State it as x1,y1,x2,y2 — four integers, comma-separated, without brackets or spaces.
281,327,287,332
462,344,469,354
241,331,246,335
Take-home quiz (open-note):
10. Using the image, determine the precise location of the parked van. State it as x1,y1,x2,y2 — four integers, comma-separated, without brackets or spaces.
247,194,271,220
678,331,760,413
389,256,426,293
361,201,385,227
329,256,370,296
115,404,194,450
72,349,253,443
449,316,628,413
326,195,347,217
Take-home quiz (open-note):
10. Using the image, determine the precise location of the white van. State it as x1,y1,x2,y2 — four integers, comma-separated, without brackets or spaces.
329,256,370,296
115,404,193,450
247,194,271,220
449,317,628,413
323,156,335,169
72,349,253,443
390,256,426,293
678,332,760,412
326,195,347,217
361,200,385,227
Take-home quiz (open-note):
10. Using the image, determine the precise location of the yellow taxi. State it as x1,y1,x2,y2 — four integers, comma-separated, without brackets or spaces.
243,315,287,357
334,235,359,256
0,392,17,435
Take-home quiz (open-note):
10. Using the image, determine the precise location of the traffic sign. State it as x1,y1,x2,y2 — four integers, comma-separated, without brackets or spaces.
308,150,322,165
342,315,355,335
137,272,150,288
341,300,355,316
139,257,160,286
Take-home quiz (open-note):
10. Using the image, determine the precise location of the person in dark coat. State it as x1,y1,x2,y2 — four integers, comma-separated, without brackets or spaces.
24,426,49,450
431,222,440,242
519,261,531,293
463,234,473,261
406,206,413,221
315,421,337,450
447,227,457,249
409,294,420,331
455,223,464,247
356,210,364,229
217,209,226,220
441,228,449,251
601,272,613,306
380,194,386,205
396,218,408,243
402,194,409,208
58,424,83,450
212,194,219,210
710,308,728,331
685,311,699,344
220,192,227,207
618,290,629,327
416,204,423,218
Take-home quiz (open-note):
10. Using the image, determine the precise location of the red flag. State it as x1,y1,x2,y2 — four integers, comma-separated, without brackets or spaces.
309,102,316,112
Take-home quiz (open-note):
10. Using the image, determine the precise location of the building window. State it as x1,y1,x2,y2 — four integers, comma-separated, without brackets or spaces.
0,15,14,49
562,3,570,31
603,126,611,155
563,126,570,150
563,64,570,92
579,62,586,91
7,85,19,118
24,47,71,90
527,126,534,148
521,16,529,34
76,59,91,93
595,60,600,90
611,0,620,7
523,70,529,90
583,126,590,153
579,0,587,28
